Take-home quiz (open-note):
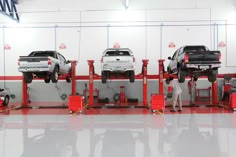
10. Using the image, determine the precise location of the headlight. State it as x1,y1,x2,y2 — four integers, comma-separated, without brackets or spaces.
0,96,4,101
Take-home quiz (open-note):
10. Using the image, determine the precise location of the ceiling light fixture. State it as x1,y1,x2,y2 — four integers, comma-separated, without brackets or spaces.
125,0,129,9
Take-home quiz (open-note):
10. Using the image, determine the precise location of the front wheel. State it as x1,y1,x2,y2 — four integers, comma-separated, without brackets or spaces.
3,95,10,106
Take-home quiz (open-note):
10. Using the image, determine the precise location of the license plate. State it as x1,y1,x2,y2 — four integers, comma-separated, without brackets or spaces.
200,65,209,69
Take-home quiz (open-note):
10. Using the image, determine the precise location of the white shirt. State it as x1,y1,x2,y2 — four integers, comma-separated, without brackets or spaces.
170,80,182,95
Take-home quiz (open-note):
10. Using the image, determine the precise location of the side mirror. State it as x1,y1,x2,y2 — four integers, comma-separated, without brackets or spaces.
168,57,171,60
66,60,71,64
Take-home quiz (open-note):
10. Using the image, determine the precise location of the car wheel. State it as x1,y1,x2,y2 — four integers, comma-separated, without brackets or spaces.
51,66,59,83
129,71,135,83
44,78,50,83
23,73,33,83
102,71,107,84
66,77,71,83
3,95,10,106
177,67,185,83
208,74,217,82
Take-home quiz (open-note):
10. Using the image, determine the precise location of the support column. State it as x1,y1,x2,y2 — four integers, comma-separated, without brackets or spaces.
158,59,165,95
88,60,94,106
142,59,149,106
70,60,77,95
212,80,218,105
22,76,28,107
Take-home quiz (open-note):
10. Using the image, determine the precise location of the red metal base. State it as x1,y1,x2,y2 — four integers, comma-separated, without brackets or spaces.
68,95,83,113
151,94,165,112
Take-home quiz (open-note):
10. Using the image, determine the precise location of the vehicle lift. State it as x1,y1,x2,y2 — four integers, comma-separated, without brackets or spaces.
21,60,79,109
151,59,219,113
86,59,150,108
19,58,219,113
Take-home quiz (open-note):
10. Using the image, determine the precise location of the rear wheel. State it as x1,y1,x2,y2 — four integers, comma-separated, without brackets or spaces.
208,70,218,82
208,74,217,82
44,78,50,83
101,71,107,84
23,73,33,83
177,67,185,83
51,66,59,83
129,71,135,83
3,95,9,106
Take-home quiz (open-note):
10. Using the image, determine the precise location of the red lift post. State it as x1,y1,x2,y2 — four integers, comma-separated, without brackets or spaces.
70,60,77,95
22,75,28,107
87,60,94,106
142,59,149,106
150,59,165,113
212,80,218,105
158,59,165,94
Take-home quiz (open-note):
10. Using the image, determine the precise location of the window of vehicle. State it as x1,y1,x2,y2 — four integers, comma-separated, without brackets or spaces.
29,51,56,58
58,54,66,62
184,46,206,52
105,51,130,56
171,50,178,60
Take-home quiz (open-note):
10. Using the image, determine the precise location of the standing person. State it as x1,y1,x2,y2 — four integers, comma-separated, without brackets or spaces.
166,77,183,112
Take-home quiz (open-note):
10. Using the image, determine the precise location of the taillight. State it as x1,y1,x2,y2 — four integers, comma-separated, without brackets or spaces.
133,57,135,62
18,59,20,66
184,54,189,63
48,58,52,65
100,58,103,63
218,53,221,62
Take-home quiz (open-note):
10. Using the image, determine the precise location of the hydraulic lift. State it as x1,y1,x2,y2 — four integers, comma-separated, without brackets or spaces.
86,59,150,107
151,59,219,112
21,60,78,107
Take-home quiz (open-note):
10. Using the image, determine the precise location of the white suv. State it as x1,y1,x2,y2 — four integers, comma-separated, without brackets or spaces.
100,48,136,83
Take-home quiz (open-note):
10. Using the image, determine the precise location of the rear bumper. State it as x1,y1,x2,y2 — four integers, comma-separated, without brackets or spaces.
185,63,221,69
18,67,53,73
102,65,135,72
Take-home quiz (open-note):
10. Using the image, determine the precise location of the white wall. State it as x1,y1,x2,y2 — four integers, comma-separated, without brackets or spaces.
0,0,236,76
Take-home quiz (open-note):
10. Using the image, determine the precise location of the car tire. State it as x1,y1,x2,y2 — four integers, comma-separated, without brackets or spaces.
208,74,217,82
129,71,135,83
23,73,33,83
3,95,10,106
51,66,59,83
44,78,50,83
178,67,185,83
102,71,107,84
66,77,71,83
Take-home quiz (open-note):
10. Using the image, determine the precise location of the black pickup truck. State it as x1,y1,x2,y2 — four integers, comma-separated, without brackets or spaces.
167,45,221,83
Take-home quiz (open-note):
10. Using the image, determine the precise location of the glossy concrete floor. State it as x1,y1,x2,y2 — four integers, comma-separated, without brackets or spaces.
0,106,236,157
